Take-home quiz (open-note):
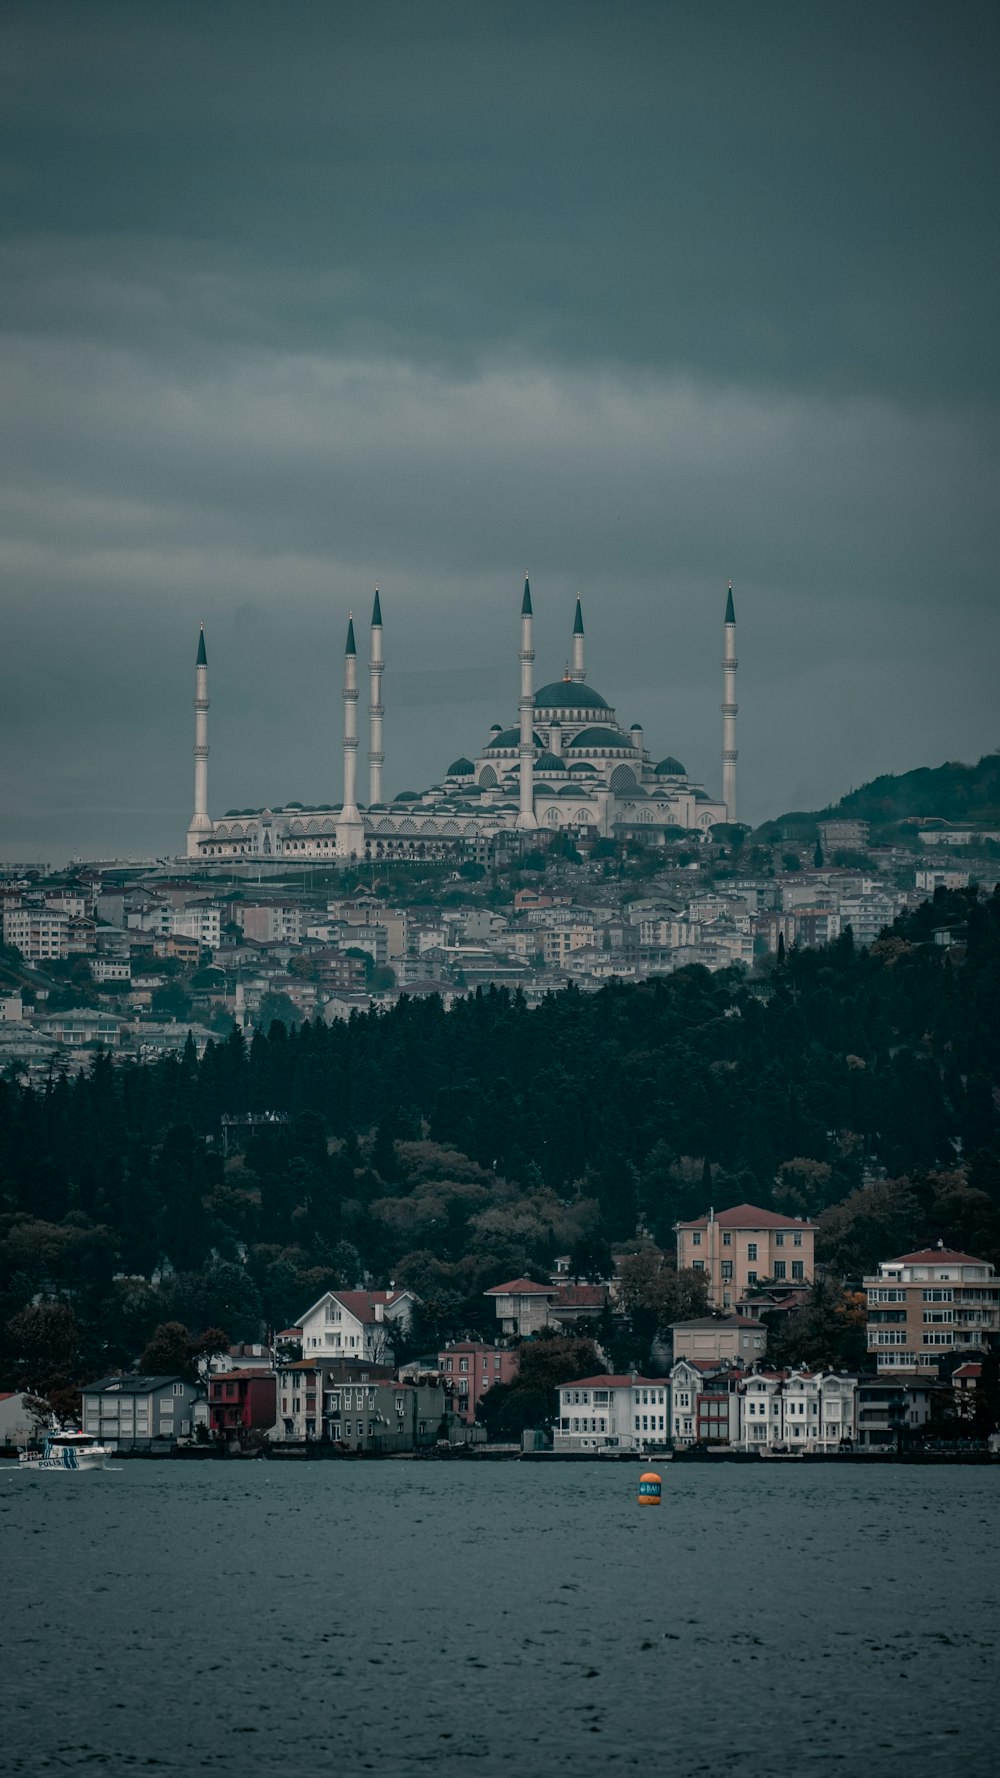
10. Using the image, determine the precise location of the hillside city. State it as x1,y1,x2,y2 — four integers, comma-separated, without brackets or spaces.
2,800,998,1079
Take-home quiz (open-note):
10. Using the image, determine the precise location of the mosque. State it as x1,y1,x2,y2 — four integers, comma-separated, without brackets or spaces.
184,583,737,864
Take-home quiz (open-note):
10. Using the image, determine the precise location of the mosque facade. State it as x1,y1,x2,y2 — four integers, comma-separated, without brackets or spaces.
185,583,737,864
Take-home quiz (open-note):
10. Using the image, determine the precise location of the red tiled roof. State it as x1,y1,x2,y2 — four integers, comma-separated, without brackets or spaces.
559,1375,662,1390
484,1278,556,1296
889,1249,990,1267
554,1283,606,1307
678,1203,817,1231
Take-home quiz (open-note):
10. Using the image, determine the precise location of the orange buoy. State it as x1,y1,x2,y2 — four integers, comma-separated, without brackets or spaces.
637,1470,662,1506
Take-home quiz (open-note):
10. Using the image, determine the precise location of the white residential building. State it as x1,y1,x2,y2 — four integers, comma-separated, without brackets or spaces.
737,1369,858,1451
554,1374,668,1452
3,906,71,961
296,1288,417,1365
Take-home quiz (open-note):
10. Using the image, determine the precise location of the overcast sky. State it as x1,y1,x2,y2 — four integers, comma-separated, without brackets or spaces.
1,1,997,860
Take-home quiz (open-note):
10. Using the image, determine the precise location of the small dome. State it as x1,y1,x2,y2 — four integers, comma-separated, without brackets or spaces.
569,762,598,775
535,751,567,772
394,789,421,802
694,788,715,802
534,682,610,711
490,722,503,733
486,727,543,750
568,726,625,750
655,756,687,775
447,757,474,776
558,784,583,796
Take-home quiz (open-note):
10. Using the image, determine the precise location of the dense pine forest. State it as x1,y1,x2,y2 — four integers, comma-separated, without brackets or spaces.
2,887,999,1397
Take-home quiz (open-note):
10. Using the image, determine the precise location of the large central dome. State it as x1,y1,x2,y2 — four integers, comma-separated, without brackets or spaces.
533,681,610,710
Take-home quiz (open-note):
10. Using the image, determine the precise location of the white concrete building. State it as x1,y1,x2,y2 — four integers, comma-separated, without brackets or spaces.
3,906,70,961
554,1374,668,1452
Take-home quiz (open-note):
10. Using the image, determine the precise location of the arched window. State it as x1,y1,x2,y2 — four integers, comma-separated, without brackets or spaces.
478,766,497,789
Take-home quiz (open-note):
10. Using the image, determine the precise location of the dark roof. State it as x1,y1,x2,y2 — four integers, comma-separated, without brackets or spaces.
534,682,609,710
725,584,735,624
670,1315,760,1331
196,628,207,666
655,756,686,775
522,577,532,616
84,1375,187,1395
345,616,356,655
372,588,382,626
535,752,567,772
486,727,543,750
573,597,584,635
569,726,627,750
447,757,474,776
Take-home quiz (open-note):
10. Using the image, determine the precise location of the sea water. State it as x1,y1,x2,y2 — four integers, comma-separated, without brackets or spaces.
3,1461,996,1776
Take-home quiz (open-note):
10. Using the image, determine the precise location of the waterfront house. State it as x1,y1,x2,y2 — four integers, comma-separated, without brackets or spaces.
208,1369,277,1437
437,1341,520,1425
554,1374,668,1453
670,1358,743,1446
274,1357,443,1450
81,1375,202,1449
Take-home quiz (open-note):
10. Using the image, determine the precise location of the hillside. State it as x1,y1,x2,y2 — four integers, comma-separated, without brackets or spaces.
759,751,1000,840
1,886,999,1396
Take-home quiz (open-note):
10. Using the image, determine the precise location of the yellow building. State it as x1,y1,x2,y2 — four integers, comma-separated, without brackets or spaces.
675,1204,816,1310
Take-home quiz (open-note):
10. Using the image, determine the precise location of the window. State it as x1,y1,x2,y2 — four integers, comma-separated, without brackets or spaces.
722,1232,732,1247
172,1382,185,1396
775,1232,785,1248
774,1261,786,1280
747,1242,758,1261
791,1262,804,1282
459,1358,469,1372
692,1232,702,1247
747,1270,758,1284
722,1261,733,1282
923,1289,953,1302
692,1259,704,1272
793,1231,802,1247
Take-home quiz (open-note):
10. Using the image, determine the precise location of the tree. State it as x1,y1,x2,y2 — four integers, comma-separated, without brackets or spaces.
6,1302,82,1396
477,1333,602,1439
813,839,824,868
764,1278,867,1372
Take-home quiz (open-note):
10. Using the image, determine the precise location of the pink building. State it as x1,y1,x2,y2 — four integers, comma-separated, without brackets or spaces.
208,1370,277,1436
438,1342,520,1425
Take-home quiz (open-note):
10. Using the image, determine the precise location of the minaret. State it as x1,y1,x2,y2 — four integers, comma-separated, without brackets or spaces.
186,627,212,858
516,577,538,830
722,583,738,823
570,595,586,682
336,615,365,859
368,588,384,806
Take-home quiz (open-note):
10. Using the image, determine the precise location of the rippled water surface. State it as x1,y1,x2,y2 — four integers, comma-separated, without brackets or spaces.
3,1460,997,1776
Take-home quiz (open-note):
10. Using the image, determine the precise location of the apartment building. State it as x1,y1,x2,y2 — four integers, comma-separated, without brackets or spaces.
676,1204,816,1310
864,1247,1000,1373
437,1341,520,1425
3,906,70,961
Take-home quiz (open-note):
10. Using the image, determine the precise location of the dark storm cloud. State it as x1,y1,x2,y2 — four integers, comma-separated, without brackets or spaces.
0,1,997,858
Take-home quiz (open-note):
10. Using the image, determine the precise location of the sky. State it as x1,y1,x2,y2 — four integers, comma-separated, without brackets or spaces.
1,0,997,861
